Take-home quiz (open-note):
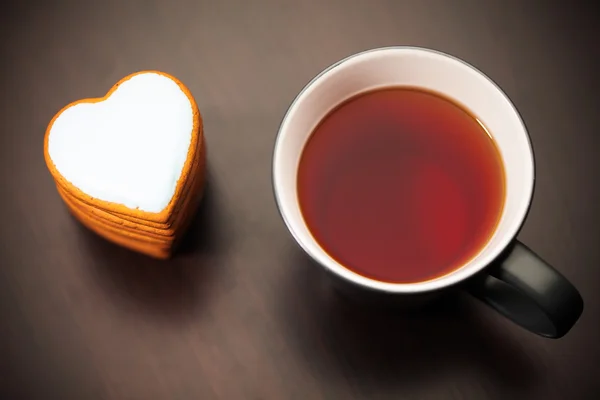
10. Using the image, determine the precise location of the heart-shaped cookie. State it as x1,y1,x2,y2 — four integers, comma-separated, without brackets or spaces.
44,71,206,258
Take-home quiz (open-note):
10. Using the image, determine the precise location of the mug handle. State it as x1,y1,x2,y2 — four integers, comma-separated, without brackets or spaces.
466,240,584,338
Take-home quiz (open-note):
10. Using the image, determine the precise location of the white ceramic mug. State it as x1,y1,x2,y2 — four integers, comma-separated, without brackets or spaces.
272,47,583,338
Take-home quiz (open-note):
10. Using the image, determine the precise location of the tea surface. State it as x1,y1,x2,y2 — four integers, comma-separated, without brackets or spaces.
297,87,505,283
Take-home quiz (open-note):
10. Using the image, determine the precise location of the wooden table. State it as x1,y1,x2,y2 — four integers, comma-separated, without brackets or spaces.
1,1,598,399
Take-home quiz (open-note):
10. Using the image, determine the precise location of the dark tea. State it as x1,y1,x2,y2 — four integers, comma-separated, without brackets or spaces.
297,87,505,283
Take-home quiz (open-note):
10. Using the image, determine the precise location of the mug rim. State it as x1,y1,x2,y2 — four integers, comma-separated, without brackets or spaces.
272,46,537,294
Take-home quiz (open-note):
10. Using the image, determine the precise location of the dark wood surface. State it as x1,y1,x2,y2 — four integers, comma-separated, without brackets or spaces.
1,1,599,399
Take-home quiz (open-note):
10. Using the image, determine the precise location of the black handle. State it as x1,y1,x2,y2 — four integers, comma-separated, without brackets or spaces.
467,240,584,338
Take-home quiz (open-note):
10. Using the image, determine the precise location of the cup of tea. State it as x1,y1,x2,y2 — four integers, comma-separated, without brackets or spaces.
272,46,583,338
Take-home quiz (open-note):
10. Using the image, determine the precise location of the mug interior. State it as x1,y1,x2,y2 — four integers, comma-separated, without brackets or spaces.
273,47,534,293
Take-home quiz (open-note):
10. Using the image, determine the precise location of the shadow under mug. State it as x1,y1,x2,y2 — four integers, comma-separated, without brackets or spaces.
272,46,584,339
